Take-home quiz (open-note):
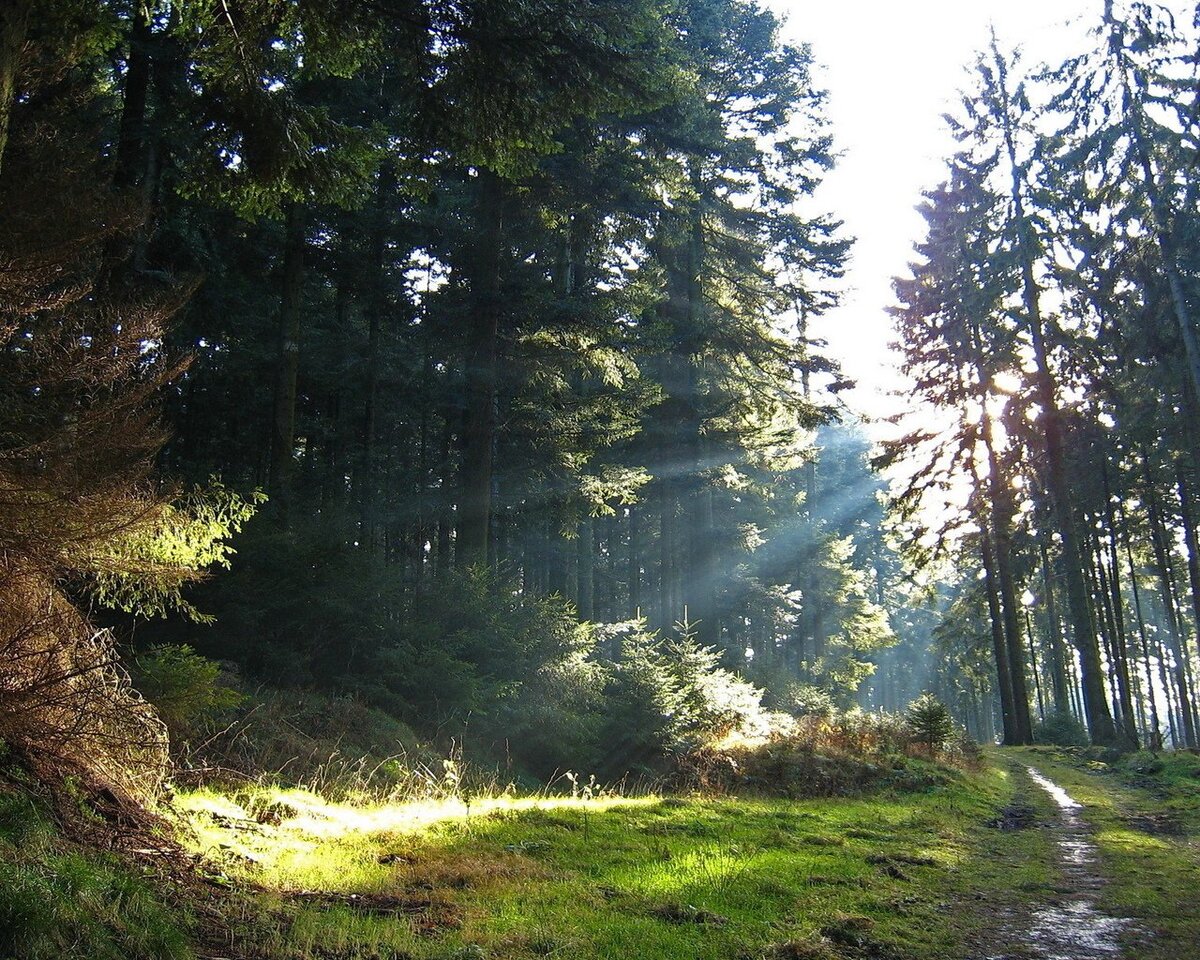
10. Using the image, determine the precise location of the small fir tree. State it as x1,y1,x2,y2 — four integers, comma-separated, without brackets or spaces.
907,694,954,757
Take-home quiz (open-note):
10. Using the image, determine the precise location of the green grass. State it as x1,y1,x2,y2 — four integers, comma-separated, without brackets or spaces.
1008,745,1200,959
172,761,1056,960
0,789,192,960
0,750,1099,960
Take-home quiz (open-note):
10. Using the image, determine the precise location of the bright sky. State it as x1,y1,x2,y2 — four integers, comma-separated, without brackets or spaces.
765,0,1189,423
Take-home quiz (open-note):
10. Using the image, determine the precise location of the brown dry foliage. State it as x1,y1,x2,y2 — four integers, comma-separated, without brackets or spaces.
0,576,169,800
0,32,193,802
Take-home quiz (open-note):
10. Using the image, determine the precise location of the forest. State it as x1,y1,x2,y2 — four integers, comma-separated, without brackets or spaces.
1,1,1199,959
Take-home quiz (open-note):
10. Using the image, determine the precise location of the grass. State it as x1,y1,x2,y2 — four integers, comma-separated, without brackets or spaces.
169,759,1057,960
1008,745,1200,960
0,787,192,960
8,745,1140,960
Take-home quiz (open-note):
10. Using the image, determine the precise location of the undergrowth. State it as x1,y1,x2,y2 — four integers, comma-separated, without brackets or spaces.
0,693,998,960
0,785,191,960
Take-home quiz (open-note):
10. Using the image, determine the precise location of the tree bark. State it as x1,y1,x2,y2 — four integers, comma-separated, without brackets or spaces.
456,167,505,568
1146,487,1198,747
576,514,594,621
979,516,1020,745
658,475,676,630
269,204,307,521
113,5,152,191
360,166,395,552
0,0,31,178
682,199,718,648
1040,537,1072,714
975,367,1032,742
628,505,641,619
1101,464,1141,745
322,276,352,509
1176,472,1200,680
435,410,454,576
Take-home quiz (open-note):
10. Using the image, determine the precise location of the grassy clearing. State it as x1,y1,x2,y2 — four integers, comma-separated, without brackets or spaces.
171,759,1053,960
1008,746,1200,959
0,748,1071,960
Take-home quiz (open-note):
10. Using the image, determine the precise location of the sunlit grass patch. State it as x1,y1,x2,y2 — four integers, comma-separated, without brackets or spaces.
173,784,662,893
1095,827,1171,851
170,761,1047,959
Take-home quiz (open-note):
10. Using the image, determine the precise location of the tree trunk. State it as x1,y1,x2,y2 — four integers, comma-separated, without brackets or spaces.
322,276,352,509
1040,538,1072,714
1025,608,1047,722
1176,472,1200,678
1146,488,1198,747
1089,541,1126,739
435,412,454,576
1153,613,1181,748
0,0,31,178
1027,326,1117,741
981,521,1020,745
1101,466,1141,745
113,5,152,190
360,166,395,553
412,333,434,601
547,505,567,597
576,514,594,621
658,476,676,630
975,367,1032,742
1096,540,1137,744
456,167,504,568
628,505,641,619
269,204,307,521
682,201,718,648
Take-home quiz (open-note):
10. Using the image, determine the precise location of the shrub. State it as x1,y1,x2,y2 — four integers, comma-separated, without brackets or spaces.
666,634,767,743
906,694,954,756
491,645,610,781
130,644,242,745
777,710,909,759
0,598,168,802
676,708,937,798
1032,709,1089,747
946,729,984,768
175,685,426,795
599,627,691,774
780,684,837,719
594,623,772,777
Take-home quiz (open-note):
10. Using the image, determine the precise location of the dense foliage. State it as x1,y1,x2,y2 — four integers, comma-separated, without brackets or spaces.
0,0,916,783
7,0,1200,795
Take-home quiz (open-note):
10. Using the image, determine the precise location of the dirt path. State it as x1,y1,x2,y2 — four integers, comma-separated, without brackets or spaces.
981,765,1135,960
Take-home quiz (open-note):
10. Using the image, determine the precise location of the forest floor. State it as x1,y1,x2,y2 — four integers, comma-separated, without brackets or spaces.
171,762,1029,960
1,748,1197,959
